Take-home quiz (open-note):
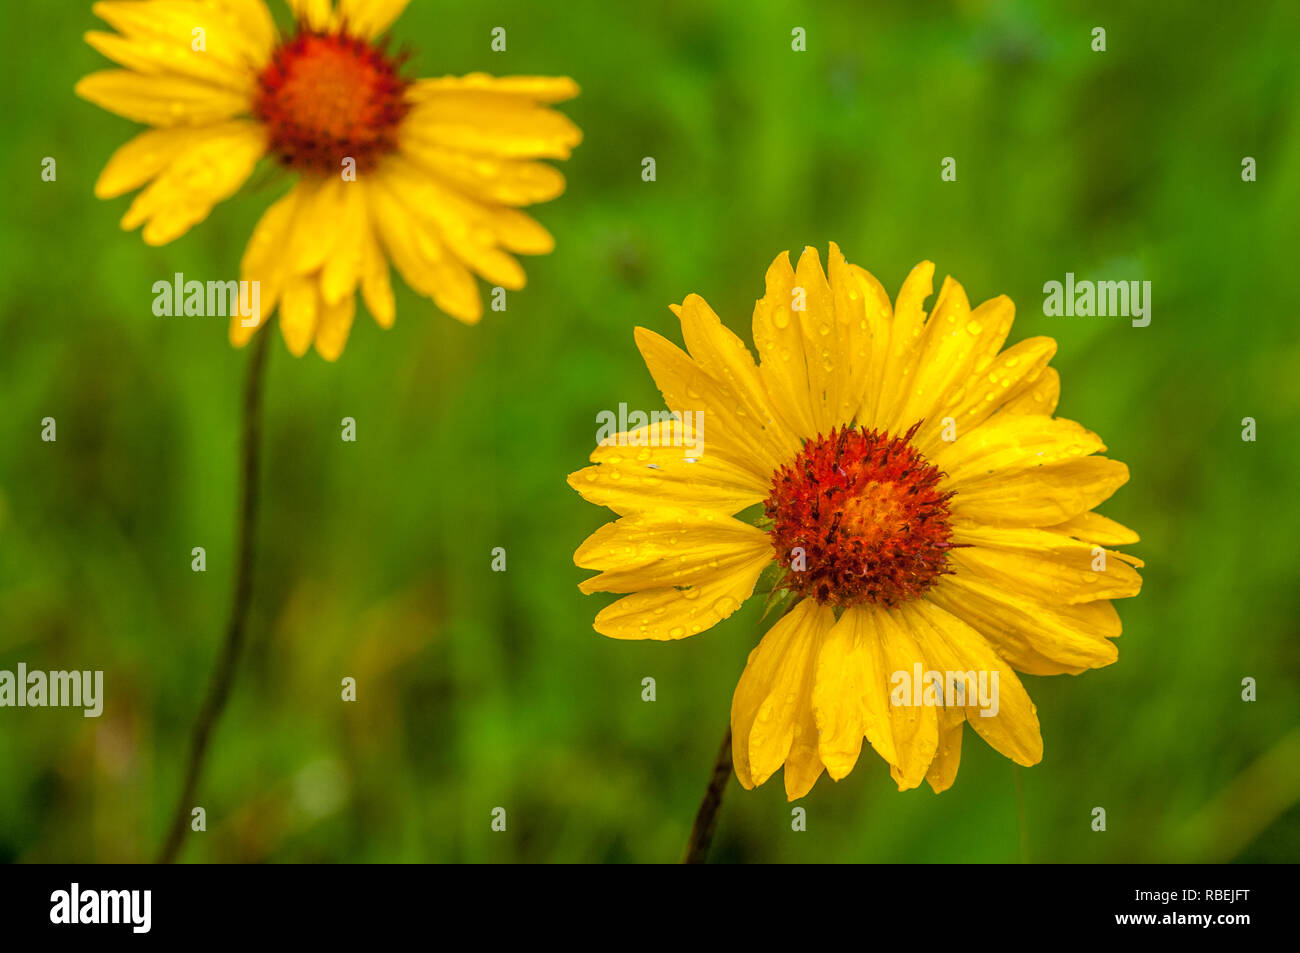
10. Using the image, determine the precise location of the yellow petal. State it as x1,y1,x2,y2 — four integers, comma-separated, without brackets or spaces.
675,293,800,463
119,120,265,245
751,250,817,439
358,217,396,328
873,608,940,790
825,242,880,425
337,0,409,37
567,419,770,517
849,263,897,428
85,30,255,94
866,261,934,430
320,183,367,305
1002,367,1061,416
792,245,840,436
1049,511,1140,546
925,708,965,793
90,0,272,73
575,509,772,595
783,704,825,801
902,599,1043,767
378,157,528,289
408,74,581,104
590,549,770,641
634,326,788,480
400,139,567,206
928,573,1121,675
730,599,834,789
933,414,1106,487
279,273,320,357
885,275,976,436
949,456,1131,528
75,69,250,127
287,0,332,30
402,91,582,159
368,173,483,322
236,184,304,343
94,125,206,199
812,607,875,779
914,336,1058,455
314,293,356,361
949,522,1142,605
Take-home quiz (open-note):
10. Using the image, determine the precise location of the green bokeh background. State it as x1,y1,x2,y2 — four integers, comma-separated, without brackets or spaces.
2,0,1298,863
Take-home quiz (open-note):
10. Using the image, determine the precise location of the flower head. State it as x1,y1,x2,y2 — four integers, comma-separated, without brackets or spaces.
569,245,1143,799
77,0,581,359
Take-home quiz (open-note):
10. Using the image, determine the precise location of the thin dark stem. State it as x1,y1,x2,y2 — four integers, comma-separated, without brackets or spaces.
157,330,271,864
681,723,733,864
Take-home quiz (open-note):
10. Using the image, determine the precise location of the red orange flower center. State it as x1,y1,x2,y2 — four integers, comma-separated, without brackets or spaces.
764,423,956,608
254,29,410,175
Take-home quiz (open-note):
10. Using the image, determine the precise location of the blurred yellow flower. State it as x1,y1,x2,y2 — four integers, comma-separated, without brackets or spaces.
77,0,581,359
570,244,1143,799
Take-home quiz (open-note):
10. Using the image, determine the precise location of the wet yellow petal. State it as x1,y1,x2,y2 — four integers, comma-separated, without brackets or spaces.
751,251,817,439
1002,367,1061,416
902,599,1043,766
825,242,880,426
575,509,771,595
731,599,834,789
568,419,769,517
928,573,1121,674
914,336,1058,455
812,607,875,779
590,550,770,641
933,414,1106,487
950,522,1142,604
873,608,940,790
1049,511,1140,546
783,704,825,801
949,456,1131,528
675,293,799,463
925,708,965,794
867,261,934,430
634,326,787,480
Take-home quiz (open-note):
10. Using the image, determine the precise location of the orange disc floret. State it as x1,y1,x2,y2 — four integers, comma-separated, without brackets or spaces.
765,422,957,608
254,28,411,175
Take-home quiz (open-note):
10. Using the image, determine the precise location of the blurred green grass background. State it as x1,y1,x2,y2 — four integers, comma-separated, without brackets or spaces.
2,0,1299,863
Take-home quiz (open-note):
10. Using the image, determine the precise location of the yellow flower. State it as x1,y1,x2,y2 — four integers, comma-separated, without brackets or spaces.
77,0,581,359
569,244,1143,799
